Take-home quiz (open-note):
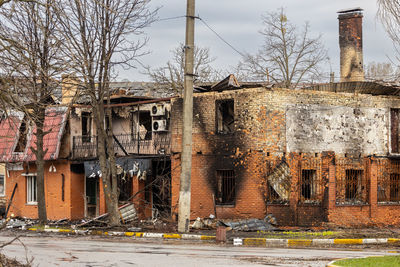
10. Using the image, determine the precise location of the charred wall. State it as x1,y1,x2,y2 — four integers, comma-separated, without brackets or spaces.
171,87,400,224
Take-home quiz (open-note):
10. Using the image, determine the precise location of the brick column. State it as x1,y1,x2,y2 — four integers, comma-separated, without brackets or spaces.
327,163,336,220
289,154,300,225
369,159,378,219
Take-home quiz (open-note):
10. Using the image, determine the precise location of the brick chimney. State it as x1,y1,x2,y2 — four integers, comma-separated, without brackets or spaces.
338,8,364,82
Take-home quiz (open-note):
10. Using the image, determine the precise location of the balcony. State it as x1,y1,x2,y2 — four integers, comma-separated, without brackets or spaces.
72,132,171,160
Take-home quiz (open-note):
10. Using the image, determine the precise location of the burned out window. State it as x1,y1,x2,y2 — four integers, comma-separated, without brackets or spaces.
391,109,400,153
15,120,28,152
216,99,234,134
216,170,235,205
377,160,400,203
81,112,92,143
345,169,363,201
133,111,152,140
300,169,316,201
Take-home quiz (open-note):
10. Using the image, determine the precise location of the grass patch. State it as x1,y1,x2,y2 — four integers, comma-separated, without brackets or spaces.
333,255,400,267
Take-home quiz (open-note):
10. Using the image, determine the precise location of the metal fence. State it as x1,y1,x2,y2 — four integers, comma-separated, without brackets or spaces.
72,131,171,159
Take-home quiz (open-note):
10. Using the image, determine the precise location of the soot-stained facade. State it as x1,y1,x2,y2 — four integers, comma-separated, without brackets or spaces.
170,82,400,226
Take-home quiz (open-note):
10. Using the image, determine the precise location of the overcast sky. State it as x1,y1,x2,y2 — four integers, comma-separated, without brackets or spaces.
119,0,394,82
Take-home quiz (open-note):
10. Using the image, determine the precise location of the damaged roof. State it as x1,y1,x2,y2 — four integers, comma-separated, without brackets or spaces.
0,107,68,163
0,111,24,162
25,107,68,161
303,81,400,96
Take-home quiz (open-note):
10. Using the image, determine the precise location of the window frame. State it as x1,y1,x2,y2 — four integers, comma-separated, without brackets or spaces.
0,174,5,197
26,175,37,205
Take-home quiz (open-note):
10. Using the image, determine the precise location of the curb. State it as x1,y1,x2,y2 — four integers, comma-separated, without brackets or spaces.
26,228,400,246
27,228,216,241
242,237,400,246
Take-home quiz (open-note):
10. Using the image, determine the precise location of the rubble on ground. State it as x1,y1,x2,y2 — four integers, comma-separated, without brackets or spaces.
191,214,278,231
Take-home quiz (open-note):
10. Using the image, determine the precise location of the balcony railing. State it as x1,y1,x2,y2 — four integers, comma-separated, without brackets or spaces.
72,132,171,159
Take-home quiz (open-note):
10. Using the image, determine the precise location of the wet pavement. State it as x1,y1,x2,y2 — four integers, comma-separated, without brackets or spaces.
0,235,398,266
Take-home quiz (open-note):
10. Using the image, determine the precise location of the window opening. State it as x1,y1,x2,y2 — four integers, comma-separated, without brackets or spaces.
26,175,37,204
216,170,235,205
300,169,316,200
345,169,363,201
139,111,152,140
81,112,92,143
390,173,400,202
0,174,5,196
15,120,28,152
391,109,400,153
216,100,234,134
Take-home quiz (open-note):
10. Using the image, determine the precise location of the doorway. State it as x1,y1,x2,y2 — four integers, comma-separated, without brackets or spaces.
86,177,99,217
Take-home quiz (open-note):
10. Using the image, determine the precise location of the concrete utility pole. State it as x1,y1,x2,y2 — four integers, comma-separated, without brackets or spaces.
178,0,195,233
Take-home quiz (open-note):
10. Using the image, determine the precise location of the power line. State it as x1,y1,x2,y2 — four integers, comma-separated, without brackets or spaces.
197,17,245,58
155,15,186,23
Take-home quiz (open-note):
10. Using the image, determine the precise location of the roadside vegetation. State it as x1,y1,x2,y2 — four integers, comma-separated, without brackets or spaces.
333,255,400,267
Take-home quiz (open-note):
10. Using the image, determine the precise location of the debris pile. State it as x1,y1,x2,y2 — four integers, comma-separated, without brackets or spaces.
191,214,278,232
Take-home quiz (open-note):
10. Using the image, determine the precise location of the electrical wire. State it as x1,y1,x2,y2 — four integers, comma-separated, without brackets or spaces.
197,17,245,58
155,15,186,23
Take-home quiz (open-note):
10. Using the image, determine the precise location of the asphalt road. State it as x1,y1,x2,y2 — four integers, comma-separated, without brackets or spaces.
0,235,397,267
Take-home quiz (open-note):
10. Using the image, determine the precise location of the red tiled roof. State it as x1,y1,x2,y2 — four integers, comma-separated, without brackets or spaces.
0,112,24,162
25,107,68,161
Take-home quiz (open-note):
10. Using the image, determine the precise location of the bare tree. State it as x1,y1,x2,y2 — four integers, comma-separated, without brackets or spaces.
365,61,398,81
0,0,64,224
242,8,328,88
0,0,33,8
378,1,400,68
55,0,156,225
146,43,219,93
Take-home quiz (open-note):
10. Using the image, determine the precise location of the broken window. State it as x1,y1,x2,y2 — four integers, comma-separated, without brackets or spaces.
15,120,28,152
345,169,363,201
300,169,316,201
81,112,92,143
216,99,234,134
131,111,152,140
266,160,291,204
26,175,37,204
216,170,235,205
391,109,400,153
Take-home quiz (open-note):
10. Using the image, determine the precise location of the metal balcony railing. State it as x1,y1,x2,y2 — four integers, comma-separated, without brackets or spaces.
72,131,171,159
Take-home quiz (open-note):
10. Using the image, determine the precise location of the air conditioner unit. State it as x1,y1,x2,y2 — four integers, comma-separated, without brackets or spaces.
152,119,168,132
151,104,166,116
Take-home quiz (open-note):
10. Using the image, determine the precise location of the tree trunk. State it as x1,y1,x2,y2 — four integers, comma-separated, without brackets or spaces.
35,107,47,225
93,103,120,226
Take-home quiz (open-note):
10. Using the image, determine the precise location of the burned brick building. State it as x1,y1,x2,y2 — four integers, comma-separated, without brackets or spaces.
170,8,400,227
170,79,400,227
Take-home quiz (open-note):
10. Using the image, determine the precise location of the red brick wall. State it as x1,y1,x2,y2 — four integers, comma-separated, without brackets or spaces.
171,88,400,226
6,161,85,220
